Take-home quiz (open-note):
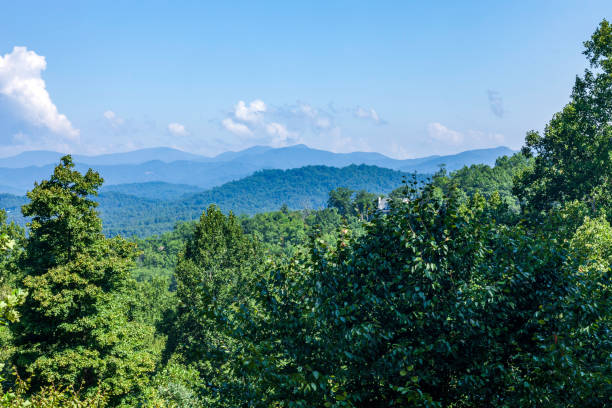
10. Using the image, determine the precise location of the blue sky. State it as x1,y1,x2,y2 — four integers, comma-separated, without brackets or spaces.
0,1,610,158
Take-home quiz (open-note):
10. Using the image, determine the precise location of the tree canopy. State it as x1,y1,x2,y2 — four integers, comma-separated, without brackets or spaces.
0,20,610,408
11,156,158,403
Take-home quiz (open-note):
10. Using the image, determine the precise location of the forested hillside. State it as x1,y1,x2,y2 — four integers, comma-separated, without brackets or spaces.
101,164,417,236
2,155,532,238
431,153,533,211
1,164,419,237
0,20,610,408
0,155,537,237
101,181,203,200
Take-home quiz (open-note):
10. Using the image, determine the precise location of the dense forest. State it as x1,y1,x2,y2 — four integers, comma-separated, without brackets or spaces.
1,164,418,237
0,20,611,407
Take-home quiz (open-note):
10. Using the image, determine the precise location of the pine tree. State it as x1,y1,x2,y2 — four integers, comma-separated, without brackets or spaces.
11,156,156,400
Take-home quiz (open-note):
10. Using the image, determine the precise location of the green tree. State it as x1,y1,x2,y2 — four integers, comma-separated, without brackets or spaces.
562,214,612,402
11,156,156,401
244,184,609,406
430,153,533,212
327,187,355,216
353,190,376,220
169,205,263,406
0,209,25,284
514,20,612,216
0,209,26,327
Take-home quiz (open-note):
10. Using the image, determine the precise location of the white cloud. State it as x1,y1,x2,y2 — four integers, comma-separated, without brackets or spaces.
299,104,315,117
427,122,464,144
168,122,188,136
265,122,295,146
219,99,385,152
234,99,266,123
354,106,382,123
426,123,506,152
311,125,372,153
0,46,79,139
315,117,331,128
222,118,252,136
221,99,306,147
104,110,124,126
294,103,332,129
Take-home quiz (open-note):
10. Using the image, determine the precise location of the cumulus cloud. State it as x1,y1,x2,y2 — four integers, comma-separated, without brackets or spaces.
234,99,266,123
219,99,386,151
427,122,506,152
104,110,124,127
221,99,295,146
168,122,188,136
222,117,253,136
427,122,464,144
265,122,296,146
293,103,333,129
315,116,331,128
0,46,79,139
299,103,317,118
354,106,383,124
487,90,504,118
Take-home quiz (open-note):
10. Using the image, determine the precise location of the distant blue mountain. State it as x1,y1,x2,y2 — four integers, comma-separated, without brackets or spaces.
212,144,515,173
0,161,260,194
396,147,516,173
101,181,203,200
0,144,516,194
73,147,209,166
0,184,23,195
0,151,67,168
212,145,274,162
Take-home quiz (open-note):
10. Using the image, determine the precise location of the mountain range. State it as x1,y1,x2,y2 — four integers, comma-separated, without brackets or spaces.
0,143,519,237
0,144,515,194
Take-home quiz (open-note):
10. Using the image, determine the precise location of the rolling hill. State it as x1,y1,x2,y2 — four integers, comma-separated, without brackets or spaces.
101,181,204,200
1,164,419,237
98,164,420,236
0,145,514,194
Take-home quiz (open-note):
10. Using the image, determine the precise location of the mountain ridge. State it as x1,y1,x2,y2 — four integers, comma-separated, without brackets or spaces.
0,145,515,194
0,144,514,168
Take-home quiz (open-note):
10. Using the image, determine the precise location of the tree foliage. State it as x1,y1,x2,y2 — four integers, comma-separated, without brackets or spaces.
0,20,610,408
168,205,264,406
235,184,610,407
10,156,157,402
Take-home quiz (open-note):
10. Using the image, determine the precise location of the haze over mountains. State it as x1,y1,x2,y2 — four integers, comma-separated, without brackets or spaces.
0,144,514,194
0,144,518,236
